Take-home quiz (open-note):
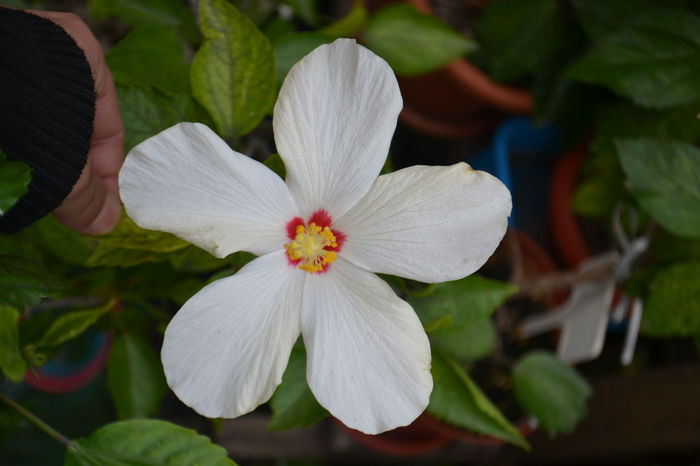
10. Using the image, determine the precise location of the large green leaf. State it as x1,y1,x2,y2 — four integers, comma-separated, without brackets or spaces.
642,262,700,337
64,419,236,465
191,0,276,138
363,3,475,76
0,233,55,309
0,305,26,382
88,0,198,43
567,8,700,108
117,84,212,152
107,334,167,419
512,351,591,436
472,0,565,83
36,300,114,349
268,346,327,430
428,352,528,448
617,138,700,239
107,25,190,94
0,149,31,216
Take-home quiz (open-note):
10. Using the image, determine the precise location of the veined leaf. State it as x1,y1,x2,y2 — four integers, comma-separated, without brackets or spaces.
268,346,327,430
428,352,528,448
107,25,190,94
37,300,114,349
107,334,167,419
642,262,700,337
512,351,591,436
87,0,199,43
64,419,236,465
363,3,475,76
617,138,700,239
273,33,332,89
0,305,26,382
117,84,212,152
568,8,700,108
191,0,276,138
0,233,56,309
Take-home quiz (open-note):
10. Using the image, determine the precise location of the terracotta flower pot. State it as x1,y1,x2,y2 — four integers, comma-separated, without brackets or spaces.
366,0,533,138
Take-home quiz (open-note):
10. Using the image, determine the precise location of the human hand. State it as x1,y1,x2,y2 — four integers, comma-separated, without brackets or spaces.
29,10,124,235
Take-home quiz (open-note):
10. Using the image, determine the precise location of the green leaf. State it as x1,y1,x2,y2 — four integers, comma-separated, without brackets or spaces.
411,275,517,328
191,0,276,138
268,346,327,430
107,334,167,419
472,0,566,83
262,153,286,179
434,318,496,362
428,352,528,448
87,0,199,43
168,278,205,305
650,229,700,263
282,0,319,26
85,214,189,268
92,214,188,253
617,137,700,239
273,32,332,89
567,8,700,108
0,305,26,382
64,419,236,465
168,245,226,273
107,25,190,94
117,84,212,152
321,0,368,38
36,300,114,349
571,177,623,219
512,351,591,436
410,275,514,362
0,233,56,309
642,262,700,337
572,0,689,43
0,149,31,216
25,216,95,265
363,3,476,76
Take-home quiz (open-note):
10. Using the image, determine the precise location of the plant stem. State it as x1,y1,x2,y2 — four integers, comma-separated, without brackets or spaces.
0,392,74,447
26,295,104,312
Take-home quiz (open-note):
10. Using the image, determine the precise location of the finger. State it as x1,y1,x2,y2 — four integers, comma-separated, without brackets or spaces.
53,157,121,235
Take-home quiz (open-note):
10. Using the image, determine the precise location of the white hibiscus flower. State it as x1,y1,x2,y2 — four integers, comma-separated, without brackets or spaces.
118,38,511,434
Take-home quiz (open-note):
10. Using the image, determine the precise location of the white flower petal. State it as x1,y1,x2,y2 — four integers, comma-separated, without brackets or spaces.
336,163,512,282
161,250,304,418
301,259,432,434
273,38,403,219
119,122,298,257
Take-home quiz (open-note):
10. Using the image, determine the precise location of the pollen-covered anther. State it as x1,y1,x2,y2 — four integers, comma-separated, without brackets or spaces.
285,222,339,273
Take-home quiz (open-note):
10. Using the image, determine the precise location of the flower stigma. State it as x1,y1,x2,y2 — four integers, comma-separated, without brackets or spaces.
285,222,339,273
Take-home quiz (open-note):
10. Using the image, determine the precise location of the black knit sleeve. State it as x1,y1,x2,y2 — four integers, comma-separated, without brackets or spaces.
0,8,95,233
